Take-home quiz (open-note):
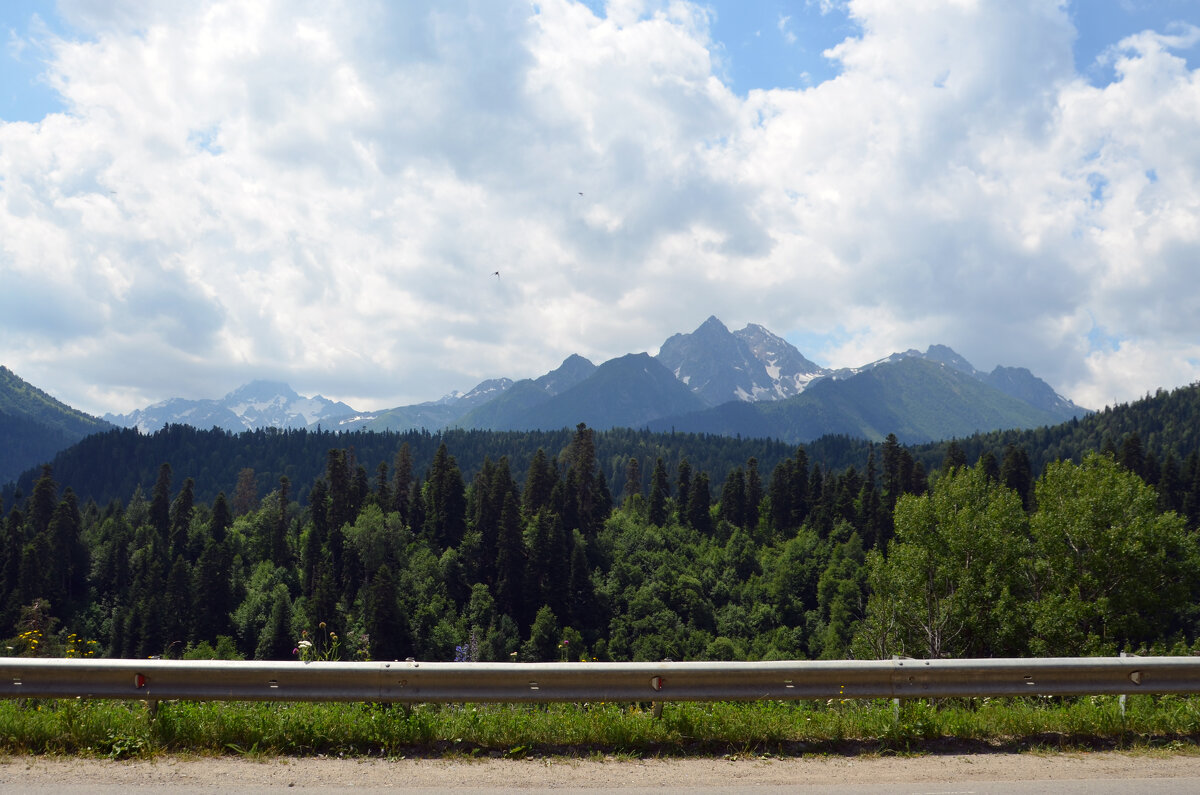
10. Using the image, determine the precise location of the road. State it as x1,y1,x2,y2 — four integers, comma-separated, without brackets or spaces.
2,752,1200,792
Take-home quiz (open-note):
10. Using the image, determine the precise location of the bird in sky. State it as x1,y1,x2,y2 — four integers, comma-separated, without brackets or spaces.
492,271,500,278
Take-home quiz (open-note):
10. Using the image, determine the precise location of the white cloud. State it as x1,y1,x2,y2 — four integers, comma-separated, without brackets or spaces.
0,0,1198,417
777,15,797,45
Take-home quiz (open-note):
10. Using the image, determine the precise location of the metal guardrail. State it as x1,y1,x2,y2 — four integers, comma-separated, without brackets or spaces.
1,657,1198,703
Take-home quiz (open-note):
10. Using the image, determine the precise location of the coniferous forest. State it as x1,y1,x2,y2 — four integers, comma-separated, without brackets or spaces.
4,382,1200,664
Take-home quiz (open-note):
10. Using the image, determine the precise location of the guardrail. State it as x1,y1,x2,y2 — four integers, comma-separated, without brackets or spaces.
0,656,1197,703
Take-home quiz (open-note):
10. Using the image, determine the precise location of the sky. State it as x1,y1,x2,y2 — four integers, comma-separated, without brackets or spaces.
2,0,1199,418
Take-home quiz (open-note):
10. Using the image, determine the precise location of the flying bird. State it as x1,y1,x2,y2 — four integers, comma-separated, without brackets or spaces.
492,271,500,278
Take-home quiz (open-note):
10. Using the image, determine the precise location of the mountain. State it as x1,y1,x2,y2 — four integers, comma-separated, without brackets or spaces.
490,353,707,431
95,317,1089,444
655,315,825,406
732,323,827,397
0,366,112,485
822,345,1087,424
454,355,596,430
648,357,1078,445
104,380,357,433
332,378,516,432
981,366,1085,420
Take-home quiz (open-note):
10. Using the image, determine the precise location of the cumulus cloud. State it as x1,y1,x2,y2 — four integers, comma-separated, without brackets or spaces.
0,0,1198,416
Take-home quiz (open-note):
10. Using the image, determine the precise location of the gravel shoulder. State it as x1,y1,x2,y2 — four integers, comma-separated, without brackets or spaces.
3,751,1200,791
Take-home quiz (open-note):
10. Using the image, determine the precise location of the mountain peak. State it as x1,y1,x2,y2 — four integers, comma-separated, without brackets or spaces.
656,317,827,406
224,380,300,403
923,345,978,376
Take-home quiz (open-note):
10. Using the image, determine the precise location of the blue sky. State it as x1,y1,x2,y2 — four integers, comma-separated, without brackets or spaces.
2,1,1200,416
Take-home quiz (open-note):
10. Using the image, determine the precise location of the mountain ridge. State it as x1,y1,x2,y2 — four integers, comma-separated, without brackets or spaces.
4,318,1093,485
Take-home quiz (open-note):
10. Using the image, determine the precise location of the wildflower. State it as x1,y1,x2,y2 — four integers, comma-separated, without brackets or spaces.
298,640,313,649
293,648,299,656
319,622,327,629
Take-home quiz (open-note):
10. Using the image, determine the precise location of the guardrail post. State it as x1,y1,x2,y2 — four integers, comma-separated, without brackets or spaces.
1119,651,1128,717
651,661,667,719
891,655,901,725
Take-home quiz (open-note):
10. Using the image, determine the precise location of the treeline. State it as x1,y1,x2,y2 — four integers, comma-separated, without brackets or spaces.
4,425,820,511
5,414,1197,664
0,424,932,661
3,382,1200,664
915,382,1200,503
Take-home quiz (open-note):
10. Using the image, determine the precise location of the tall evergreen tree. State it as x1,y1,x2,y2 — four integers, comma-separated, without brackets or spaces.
622,457,642,505
149,463,172,544
676,459,692,523
494,494,526,627
424,443,467,548
363,564,411,661
688,472,713,534
169,477,194,561
647,458,669,527
27,465,57,538
390,442,414,521
210,492,232,544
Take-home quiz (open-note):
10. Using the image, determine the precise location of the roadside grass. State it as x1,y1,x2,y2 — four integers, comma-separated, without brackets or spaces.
0,695,1198,759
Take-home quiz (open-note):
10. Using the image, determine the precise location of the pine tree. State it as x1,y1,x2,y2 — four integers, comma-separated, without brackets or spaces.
521,605,560,661
326,450,353,533
149,463,172,544
688,472,713,534
522,448,557,517
192,537,232,643
647,458,669,527
254,586,294,661
390,442,414,521
27,466,57,537
424,443,467,548
622,457,642,505
494,494,526,627
745,457,763,526
163,555,193,653
363,564,411,661
1000,444,1034,511
270,476,290,567
942,441,967,474
232,467,258,516
169,477,194,561
676,459,692,524
719,467,746,529
210,492,232,544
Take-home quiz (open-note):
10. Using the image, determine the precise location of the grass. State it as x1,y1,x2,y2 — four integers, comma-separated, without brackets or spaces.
0,695,1199,759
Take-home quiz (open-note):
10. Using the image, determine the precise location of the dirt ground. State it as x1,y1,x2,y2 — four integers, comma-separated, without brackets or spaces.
3,752,1200,790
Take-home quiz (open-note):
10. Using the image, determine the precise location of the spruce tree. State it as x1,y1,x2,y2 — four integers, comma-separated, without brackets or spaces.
390,442,414,521
647,458,669,527
364,564,411,661
149,463,172,544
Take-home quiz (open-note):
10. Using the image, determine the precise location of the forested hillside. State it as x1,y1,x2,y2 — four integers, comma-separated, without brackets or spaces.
912,381,1200,523
0,366,112,485
2,406,1198,664
2,424,824,511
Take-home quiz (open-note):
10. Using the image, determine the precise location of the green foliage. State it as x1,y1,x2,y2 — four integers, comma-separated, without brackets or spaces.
4,384,1200,665
0,696,1199,757
855,463,1030,659
1028,454,1200,656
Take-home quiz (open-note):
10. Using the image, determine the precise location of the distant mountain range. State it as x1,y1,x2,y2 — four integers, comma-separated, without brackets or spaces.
2,317,1091,484
103,380,357,434
98,316,1091,442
